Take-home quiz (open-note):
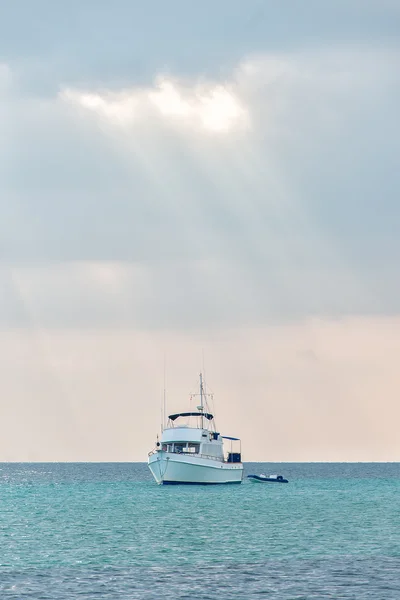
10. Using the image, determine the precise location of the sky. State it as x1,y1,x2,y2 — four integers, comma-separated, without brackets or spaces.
1,0,400,461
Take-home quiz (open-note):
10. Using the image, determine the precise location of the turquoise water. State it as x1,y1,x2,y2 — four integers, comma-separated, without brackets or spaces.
0,463,399,598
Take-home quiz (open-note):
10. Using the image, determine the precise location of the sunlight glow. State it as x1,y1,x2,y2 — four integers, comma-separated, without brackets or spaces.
62,89,139,125
60,76,249,133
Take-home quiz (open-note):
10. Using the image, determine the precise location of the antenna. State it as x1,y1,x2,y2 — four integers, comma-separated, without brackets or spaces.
163,354,167,431
202,349,206,396
199,372,205,429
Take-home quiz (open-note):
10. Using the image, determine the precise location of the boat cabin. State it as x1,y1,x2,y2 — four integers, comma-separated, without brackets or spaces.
158,412,241,463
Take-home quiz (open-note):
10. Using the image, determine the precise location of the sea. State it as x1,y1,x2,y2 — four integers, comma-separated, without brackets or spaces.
0,462,399,599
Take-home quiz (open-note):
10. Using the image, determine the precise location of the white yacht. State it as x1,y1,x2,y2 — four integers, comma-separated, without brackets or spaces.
148,373,243,485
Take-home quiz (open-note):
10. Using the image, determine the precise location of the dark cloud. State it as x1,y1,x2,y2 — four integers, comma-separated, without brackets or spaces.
1,1,399,90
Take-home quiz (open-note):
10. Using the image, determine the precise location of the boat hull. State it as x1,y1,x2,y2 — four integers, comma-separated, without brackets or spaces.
148,452,243,485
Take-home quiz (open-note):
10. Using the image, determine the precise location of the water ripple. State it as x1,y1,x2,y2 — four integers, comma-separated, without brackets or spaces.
0,463,399,598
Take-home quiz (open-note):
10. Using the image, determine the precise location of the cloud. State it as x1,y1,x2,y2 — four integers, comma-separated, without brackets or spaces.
0,63,11,89
1,47,400,329
61,76,250,133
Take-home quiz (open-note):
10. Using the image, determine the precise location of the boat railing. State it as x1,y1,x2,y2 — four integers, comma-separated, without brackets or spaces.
170,450,223,462
148,448,225,462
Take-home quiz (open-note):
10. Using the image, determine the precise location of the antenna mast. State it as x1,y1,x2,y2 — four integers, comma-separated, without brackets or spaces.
163,355,167,431
199,372,204,429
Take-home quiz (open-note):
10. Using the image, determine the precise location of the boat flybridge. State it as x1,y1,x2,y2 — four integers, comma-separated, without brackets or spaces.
148,373,243,484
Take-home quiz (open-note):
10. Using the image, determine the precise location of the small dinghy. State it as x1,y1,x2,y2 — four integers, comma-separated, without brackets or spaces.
247,474,289,483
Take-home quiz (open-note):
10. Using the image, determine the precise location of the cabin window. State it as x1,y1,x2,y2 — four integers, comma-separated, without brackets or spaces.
174,443,185,453
162,444,167,451
186,443,200,453
170,443,199,454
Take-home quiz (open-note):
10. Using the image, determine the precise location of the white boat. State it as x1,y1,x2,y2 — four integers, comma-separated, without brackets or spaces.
148,373,243,485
